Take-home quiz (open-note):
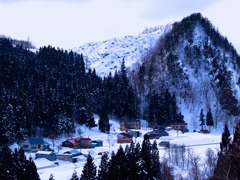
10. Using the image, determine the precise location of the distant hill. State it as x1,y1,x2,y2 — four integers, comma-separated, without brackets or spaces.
0,34,35,49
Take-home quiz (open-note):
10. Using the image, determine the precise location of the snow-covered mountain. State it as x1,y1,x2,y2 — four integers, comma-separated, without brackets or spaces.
130,13,240,126
73,13,240,128
72,24,172,77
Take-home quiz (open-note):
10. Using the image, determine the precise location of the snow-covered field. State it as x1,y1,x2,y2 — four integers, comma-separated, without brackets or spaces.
11,118,222,180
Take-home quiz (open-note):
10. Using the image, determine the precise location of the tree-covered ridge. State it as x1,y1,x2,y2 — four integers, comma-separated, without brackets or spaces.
132,12,240,119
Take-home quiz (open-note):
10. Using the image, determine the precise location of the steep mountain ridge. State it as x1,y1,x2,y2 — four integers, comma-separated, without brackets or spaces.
131,13,240,127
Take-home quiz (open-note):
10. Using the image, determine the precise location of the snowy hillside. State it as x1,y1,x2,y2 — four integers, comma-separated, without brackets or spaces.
72,24,172,77
129,13,240,129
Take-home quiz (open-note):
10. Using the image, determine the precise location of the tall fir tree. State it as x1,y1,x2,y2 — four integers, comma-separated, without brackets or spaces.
70,170,79,180
108,151,119,178
151,140,161,179
81,154,97,180
206,107,214,130
115,145,128,179
98,95,110,133
212,122,240,179
220,123,231,151
199,109,205,130
141,134,154,179
98,153,109,180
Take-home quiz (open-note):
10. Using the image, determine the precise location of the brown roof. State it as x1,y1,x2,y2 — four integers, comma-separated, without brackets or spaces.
170,122,187,125
118,133,132,138
75,137,91,142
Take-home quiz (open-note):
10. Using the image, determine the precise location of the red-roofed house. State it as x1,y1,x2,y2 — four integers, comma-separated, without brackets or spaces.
62,137,92,149
76,137,92,148
117,133,133,143
62,138,80,149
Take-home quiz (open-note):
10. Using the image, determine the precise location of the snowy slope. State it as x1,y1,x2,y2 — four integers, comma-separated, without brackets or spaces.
72,24,172,77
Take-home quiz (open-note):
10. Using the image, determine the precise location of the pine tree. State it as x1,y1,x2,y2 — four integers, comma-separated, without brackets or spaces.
212,122,240,179
230,122,240,178
70,170,79,180
115,145,128,179
220,123,231,151
108,151,118,178
151,140,161,179
81,154,97,180
141,134,153,179
98,95,110,133
25,156,40,180
136,158,148,179
128,142,140,179
0,146,15,179
199,109,205,130
98,153,109,180
86,112,96,129
206,107,214,130
49,174,55,180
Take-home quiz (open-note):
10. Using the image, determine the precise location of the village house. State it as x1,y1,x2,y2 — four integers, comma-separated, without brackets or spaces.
35,151,56,161
61,138,80,149
56,149,84,163
170,122,189,133
127,130,142,137
120,119,141,131
117,133,133,143
76,137,92,148
146,129,169,139
62,137,92,149
20,137,50,152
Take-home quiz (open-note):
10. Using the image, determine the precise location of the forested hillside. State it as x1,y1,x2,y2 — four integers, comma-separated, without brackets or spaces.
130,13,240,128
0,39,137,145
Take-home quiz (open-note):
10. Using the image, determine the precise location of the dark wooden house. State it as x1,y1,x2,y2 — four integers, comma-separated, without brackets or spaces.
117,133,133,143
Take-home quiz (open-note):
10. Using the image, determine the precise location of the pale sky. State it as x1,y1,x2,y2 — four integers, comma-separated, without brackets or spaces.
0,0,239,51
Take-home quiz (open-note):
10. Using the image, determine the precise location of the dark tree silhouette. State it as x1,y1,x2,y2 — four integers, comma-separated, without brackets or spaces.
81,154,97,180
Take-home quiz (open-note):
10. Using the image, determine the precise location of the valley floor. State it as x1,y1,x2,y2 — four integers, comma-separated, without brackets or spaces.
11,119,222,180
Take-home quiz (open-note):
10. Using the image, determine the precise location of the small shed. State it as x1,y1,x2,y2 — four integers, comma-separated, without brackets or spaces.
35,151,56,161
117,133,133,143
159,141,170,148
20,137,49,152
200,129,210,134
170,122,188,133
92,140,103,147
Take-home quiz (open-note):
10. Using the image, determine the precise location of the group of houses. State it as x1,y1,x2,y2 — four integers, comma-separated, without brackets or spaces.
18,120,189,162
118,119,189,143
19,136,103,163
